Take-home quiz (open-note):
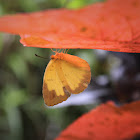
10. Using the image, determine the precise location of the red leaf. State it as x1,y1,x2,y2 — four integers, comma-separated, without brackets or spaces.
55,101,140,140
0,0,140,52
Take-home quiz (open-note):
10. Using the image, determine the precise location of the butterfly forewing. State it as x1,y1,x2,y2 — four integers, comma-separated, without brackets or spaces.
43,59,71,106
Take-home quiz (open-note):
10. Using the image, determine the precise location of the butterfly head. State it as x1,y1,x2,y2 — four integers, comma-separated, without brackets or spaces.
51,52,64,60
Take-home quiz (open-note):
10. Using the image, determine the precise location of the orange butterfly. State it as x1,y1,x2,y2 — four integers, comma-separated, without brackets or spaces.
43,52,91,106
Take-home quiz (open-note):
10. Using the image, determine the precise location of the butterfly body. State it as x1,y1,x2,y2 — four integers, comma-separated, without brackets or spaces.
43,53,91,106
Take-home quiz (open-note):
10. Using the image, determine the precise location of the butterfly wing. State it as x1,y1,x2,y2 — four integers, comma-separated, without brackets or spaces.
56,54,91,94
43,54,91,106
43,59,71,106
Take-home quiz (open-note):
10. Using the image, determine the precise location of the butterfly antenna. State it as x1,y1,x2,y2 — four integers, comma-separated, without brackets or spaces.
35,54,48,59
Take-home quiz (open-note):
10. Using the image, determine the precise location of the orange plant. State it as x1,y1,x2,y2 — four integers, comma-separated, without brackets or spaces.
0,0,140,52
55,101,140,140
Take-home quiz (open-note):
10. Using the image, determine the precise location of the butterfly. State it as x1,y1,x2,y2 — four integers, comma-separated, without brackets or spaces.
43,52,91,106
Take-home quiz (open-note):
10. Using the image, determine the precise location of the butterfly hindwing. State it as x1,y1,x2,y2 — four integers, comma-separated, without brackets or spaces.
56,55,91,94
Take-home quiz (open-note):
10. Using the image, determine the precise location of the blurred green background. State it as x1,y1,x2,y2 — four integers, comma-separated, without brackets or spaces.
0,0,140,140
